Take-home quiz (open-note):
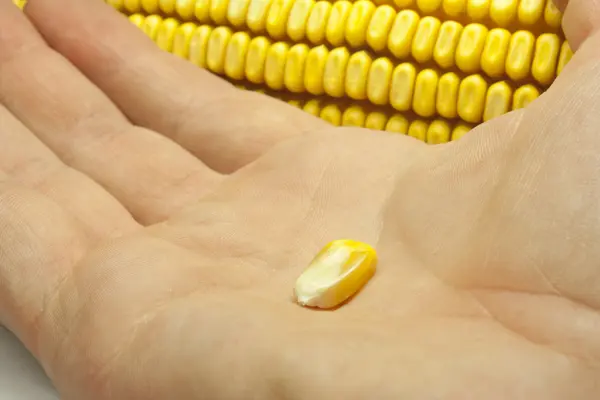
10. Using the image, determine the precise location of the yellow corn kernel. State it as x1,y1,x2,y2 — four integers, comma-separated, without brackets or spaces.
412,16,441,63
388,10,420,59
13,0,27,8
481,28,510,78
342,105,367,126
172,22,196,59
532,33,560,86
323,47,350,97
209,0,230,25
247,0,273,33
245,37,270,84
483,81,512,121
365,111,388,130
159,0,175,14
434,21,463,69
188,25,212,68
518,0,544,25
367,57,394,105
266,0,295,40
427,119,452,144
320,103,344,125
141,15,163,40
205,26,231,75
413,69,439,118
294,239,377,309
458,74,487,123
390,62,417,112
124,0,141,13
366,5,396,52
285,44,310,92
326,1,353,47
306,1,332,43
506,30,535,81
418,0,443,13
451,123,472,140
225,32,251,80
408,120,429,141
512,84,540,109
346,51,372,100
304,45,328,94
467,0,490,20
128,13,145,27
303,99,322,116
385,114,409,133
544,0,562,28
287,99,303,108
227,0,252,27
264,42,289,90
194,0,211,23
456,23,488,73
489,0,518,26
437,72,460,119
345,1,376,48
156,18,180,51
140,0,157,13
287,0,314,41
175,0,196,20
443,0,467,16
556,41,572,76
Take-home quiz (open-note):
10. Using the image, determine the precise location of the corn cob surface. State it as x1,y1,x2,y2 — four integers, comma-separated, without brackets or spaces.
18,0,572,142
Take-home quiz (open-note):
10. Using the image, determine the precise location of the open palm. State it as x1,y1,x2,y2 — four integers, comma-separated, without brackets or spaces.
1,0,599,399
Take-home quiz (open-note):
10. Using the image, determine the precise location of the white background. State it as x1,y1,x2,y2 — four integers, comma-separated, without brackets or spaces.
0,327,57,399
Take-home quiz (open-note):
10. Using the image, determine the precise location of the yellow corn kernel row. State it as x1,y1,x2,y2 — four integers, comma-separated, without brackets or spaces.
115,1,571,86
109,0,563,33
129,15,543,124
236,85,475,143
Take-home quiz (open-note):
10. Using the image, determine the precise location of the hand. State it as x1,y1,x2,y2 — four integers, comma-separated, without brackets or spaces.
1,0,599,398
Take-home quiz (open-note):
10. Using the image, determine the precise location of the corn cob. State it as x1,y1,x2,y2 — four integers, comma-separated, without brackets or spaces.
118,2,573,141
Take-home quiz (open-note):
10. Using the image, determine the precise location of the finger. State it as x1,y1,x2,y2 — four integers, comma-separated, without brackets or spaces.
0,2,222,224
554,0,600,50
25,0,327,173
0,105,138,238
0,173,91,358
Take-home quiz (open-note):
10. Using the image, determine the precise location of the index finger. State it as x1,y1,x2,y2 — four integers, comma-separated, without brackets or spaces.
25,0,327,173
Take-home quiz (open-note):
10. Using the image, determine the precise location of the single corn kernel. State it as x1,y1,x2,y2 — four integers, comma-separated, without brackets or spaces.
388,10,420,59
408,120,429,141
227,0,252,27
303,99,322,116
209,0,230,25
390,62,417,112
506,30,535,81
437,72,460,119
224,32,252,80
156,18,180,51
366,5,396,52
455,23,488,73
247,0,273,33
284,44,310,92
175,0,196,20
294,239,377,309
556,41,572,76
128,13,145,27
512,84,540,109
434,21,463,69
490,0,518,26
304,45,328,94
320,103,344,125
444,0,466,16
264,42,290,90
458,74,487,123
481,28,511,78
413,69,439,118
324,47,351,98
451,123,472,140
206,26,232,75
287,0,314,42
518,0,544,25
367,57,394,105
385,114,409,133
412,16,441,63
342,105,367,126
194,0,211,23
365,111,388,130
188,25,212,69
345,1,377,48
345,51,372,100
483,81,512,121
531,33,560,86
427,119,452,144
467,0,490,20
306,1,332,43
245,36,271,84
172,22,197,59
326,1,353,47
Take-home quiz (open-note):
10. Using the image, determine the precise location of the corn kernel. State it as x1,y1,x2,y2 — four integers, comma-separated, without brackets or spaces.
390,62,417,112
385,114,409,133
264,42,289,90
481,28,510,78
306,1,331,43
342,105,367,126
320,103,343,125
456,23,488,73
413,69,439,118
156,18,179,51
490,0,518,26
427,119,452,143
451,123,472,140
367,57,394,105
408,120,429,141
458,74,487,123
287,0,314,41
206,26,232,75
483,81,512,121
506,30,535,81
176,0,196,20
304,45,328,94
326,1,353,47
324,47,350,97
345,1,377,48
172,22,197,59
518,0,544,25
245,37,271,84
556,41,572,76
345,51,372,100
434,21,463,69
388,10,420,59
227,0,252,27
412,16,441,63
209,0,230,25
365,111,388,130
294,239,377,309
366,5,396,52
531,33,560,86
247,0,273,33
284,44,310,92
512,84,540,109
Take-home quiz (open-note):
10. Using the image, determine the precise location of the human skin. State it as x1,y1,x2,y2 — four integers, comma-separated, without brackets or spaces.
0,0,599,398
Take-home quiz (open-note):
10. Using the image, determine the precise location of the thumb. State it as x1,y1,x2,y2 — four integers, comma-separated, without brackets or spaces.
556,0,600,50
